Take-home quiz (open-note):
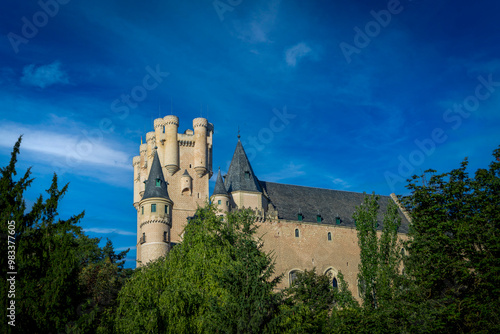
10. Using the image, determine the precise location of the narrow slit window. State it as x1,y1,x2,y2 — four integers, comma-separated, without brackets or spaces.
141,206,144,215
165,205,169,214
295,229,299,238
328,232,332,241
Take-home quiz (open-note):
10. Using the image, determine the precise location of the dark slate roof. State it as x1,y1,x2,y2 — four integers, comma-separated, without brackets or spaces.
225,140,263,193
212,168,229,196
142,151,170,201
260,181,410,233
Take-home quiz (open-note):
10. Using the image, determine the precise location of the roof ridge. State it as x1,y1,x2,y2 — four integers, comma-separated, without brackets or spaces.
260,181,390,197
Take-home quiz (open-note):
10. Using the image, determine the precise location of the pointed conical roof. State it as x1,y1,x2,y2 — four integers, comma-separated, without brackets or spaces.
212,168,229,197
142,150,170,201
225,139,262,193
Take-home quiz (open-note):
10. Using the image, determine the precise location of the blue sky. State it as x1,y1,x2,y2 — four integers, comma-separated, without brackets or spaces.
1,0,499,267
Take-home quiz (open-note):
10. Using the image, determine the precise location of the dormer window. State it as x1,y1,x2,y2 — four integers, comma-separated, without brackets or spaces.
316,215,322,223
335,216,341,225
244,171,250,180
298,213,303,221
156,179,161,187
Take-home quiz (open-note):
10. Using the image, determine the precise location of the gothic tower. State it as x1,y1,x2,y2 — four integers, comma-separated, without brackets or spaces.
136,149,172,265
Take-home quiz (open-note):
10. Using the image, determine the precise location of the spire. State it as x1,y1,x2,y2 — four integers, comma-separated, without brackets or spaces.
225,140,262,193
142,150,170,200
212,168,229,196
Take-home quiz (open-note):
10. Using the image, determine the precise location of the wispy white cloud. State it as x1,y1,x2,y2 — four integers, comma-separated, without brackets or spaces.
85,228,135,236
21,61,69,88
330,177,352,189
232,0,281,44
285,42,313,67
0,122,132,170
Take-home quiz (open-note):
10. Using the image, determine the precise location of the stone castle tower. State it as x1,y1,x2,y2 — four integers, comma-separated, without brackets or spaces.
133,115,213,266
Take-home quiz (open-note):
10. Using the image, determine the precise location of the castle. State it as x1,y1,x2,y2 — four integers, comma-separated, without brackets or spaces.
133,115,410,293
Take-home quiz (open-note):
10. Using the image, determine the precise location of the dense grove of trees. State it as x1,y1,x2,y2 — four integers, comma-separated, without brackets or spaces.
1,137,499,333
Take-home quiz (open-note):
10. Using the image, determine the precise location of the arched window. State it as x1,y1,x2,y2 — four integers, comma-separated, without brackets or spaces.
325,268,338,289
332,277,338,289
327,232,332,241
295,229,299,238
289,270,301,287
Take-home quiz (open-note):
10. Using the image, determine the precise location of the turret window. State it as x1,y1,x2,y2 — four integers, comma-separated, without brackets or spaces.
151,204,156,212
165,205,169,214
245,171,250,179
218,200,221,205
328,232,332,241
141,206,144,215
295,229,300,238
298,213,303,221
317,215,322,223
335,216,341,225
156,179,161,187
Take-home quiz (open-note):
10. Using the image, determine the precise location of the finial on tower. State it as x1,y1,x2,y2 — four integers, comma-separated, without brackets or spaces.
237,126,240,139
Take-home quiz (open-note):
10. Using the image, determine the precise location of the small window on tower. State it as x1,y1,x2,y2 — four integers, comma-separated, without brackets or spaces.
335,216,341,225
163,126,165,133
328,232,332,241
295,229,300,238
151,204,156,212
316,215,322,223
141,206,144,215
298,213,303,221
245,171,250,179
156,179,161,187
218,200,221,205
226,201,229,206
165,205,169,214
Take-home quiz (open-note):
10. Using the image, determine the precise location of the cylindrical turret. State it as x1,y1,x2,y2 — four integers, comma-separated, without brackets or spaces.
164,115,180,175
139,144,148,195
193,117,208,177
154,118,166,161
212,194,230,215
146,131,156,171
137,197,173,266
133,156,141,204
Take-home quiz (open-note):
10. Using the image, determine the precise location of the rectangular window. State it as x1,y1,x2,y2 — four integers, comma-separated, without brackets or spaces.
316,215,322,223
298,213,303,221
156,179,161,187
218,200,221,205
165,205,169,214
335,217,341,225
141,206,144,215
245,171,250,179
151,204,156,212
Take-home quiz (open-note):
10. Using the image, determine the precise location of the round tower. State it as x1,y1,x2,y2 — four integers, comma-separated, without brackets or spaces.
145,131,156,166
137,150,173,266
164,115,180,175
211,168,230,215
193,117,208,177
133,156,141,204
154,118,166,161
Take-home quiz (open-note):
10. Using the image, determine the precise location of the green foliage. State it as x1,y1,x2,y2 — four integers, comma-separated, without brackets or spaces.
276,269,357,333
400,146,500,333
0,136,130,333
353,193,402,310
115,205,281,333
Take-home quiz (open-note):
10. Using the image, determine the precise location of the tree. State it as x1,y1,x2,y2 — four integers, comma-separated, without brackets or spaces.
115,205,281,333
400,147,500,333
1,136,130,333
